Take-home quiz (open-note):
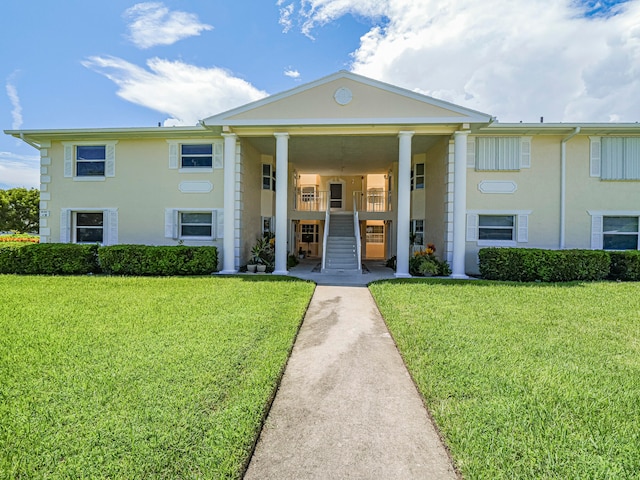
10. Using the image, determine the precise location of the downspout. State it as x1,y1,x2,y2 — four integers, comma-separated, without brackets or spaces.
560,127,580,249
19,133,41,150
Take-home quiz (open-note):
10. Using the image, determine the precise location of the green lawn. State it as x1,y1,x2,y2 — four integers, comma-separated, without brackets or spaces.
0,275,314,479
370,280,640,480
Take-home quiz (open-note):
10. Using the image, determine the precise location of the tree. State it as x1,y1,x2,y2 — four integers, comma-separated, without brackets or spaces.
0,188,40,233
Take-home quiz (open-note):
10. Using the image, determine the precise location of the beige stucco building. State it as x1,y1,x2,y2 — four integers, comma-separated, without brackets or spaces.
6,71,640,276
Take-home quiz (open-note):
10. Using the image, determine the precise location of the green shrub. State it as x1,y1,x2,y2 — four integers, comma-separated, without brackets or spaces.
479,248,610,282
608,251,640,281
99,245,218,276
0,243,99,274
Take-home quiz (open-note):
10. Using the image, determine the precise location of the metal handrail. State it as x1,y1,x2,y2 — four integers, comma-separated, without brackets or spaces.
353,196,362,272
321,197,330,271
352,190,391,212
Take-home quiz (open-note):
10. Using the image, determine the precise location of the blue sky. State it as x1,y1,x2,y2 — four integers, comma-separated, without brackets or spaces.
1,0,638,189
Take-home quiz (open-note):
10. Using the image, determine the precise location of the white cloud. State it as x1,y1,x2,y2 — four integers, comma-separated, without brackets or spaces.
283,0,640,122
0,151,39,189
82,56,268,125
284,68,301,78
5,72,23,130
124,2,213,49
278,2,295,33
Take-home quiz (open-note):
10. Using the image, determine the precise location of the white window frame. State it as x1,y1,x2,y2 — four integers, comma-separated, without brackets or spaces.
366,225,385,244
301,185,316,202
466,210,531,247
410,219,424,246
167,140,222,173
262,164,276,191
179,211,214,240
588,211,640,250
165,208,221,241
590,136,640,180
63,141,117,181
411,163,425,190
60,208,118,245
469,136,531,171
262,216,274,234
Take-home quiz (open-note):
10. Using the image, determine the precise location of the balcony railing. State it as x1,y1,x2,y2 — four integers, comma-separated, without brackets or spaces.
352,190,392,213
295,189,328,212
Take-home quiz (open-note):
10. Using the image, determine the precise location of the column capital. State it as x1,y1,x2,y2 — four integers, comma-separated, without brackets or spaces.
274,132,290,139
454,130,470,137
221,132,237,139
398,130,415,138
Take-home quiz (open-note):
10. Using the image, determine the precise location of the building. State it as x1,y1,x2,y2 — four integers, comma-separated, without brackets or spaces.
6,71,640,277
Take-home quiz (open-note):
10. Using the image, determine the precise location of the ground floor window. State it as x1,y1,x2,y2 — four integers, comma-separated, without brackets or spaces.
603,216,639,250
410,219,424,246
300,223,319,243
180,212,213,238
262,216,274,234
479,215,515,241
366,225,384,244
75,212,104,243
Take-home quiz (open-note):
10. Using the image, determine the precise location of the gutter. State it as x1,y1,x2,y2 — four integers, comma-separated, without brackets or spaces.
560,127,580,249
19,133,41,149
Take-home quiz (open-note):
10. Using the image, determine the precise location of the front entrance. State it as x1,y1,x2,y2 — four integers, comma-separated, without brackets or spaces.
329,183,343,210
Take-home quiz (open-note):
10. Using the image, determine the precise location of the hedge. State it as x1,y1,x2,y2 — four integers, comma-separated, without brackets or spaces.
0,243,99,275
478,248,611,282
0,244,218,276
98,245,218,276
608,251,640,281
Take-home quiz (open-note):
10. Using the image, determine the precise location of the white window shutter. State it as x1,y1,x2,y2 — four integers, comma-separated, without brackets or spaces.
590,137,601,178
213,142,223,169
60,209,71,243
467,136,476,168
210,210,218,238
168,142,179,169
520,137,531,168
517,214,529,243
105,144,116,177
105,209,118,245
64,145,73,177
165,209,178,239
591,215,603,249
216,209,224,239
466,214,478,241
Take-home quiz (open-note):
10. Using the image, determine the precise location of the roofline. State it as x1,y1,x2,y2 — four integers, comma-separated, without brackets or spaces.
479,122,640,135
203,70,494,126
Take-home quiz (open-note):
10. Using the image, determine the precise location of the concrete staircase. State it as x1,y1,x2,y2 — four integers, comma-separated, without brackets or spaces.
323,214,360,273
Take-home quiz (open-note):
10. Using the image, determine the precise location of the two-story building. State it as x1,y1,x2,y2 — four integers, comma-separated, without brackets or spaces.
6,71,640,276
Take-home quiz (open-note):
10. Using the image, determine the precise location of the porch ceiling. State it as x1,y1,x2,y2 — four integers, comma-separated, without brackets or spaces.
244,134,441,175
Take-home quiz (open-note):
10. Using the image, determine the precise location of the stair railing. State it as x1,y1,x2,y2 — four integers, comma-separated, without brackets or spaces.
321,198,330,271
353,196,362,273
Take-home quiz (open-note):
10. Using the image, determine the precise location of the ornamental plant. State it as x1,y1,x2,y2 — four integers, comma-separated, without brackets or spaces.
409,243,451,276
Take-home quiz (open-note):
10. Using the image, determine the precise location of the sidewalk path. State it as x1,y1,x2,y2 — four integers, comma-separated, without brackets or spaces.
244,285,458,479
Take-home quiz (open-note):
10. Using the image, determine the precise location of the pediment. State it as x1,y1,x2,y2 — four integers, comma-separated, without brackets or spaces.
203,71,492,127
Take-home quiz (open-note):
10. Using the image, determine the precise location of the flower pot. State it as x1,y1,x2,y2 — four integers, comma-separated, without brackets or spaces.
256,264,267,273
247,264,257,273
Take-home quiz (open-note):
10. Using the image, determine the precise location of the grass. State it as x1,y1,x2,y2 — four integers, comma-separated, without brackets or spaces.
0,275,315,479
370,279,640,480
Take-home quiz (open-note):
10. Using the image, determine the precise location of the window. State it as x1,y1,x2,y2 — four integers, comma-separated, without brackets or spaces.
262,164,276,190
180,212,213,238
300,223,319,243
76,146,105,176
410,220,424,246
262,216,274,234
63,141,117,179
479,215,514,241
366,225,385,244
181,144,212,168
301,186,316,202
466,211,530,245
471,137,531,171
75,212,103,243
603,216,639,250
411,163,425,190
590,137,640,180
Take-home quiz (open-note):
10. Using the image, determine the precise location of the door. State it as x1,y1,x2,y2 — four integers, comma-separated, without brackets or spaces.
329,183,343,210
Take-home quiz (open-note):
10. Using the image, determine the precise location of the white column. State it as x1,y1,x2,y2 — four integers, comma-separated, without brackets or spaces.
451,131,469,278
395,131,414,278
221,133,237,274
273,133,289,275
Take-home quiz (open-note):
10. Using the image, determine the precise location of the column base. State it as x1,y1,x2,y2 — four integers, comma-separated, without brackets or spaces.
272,270,289,276
218,269,238,275
394,273,412,279
449,273,470,279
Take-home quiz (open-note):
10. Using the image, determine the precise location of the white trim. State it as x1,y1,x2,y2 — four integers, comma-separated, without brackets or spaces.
467,209,533,215
588,210,640,216
167,139,222,171
61,140,118,179
477,180,518,194
520,136,532,168
178,181,213,193
178,168,214,174
72,177,106,182
589,136,602,177
478,240,517,247
590,214,603,250
466,136,476,168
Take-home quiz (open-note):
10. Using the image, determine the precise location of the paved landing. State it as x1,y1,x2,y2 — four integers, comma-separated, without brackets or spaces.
243,285,458,479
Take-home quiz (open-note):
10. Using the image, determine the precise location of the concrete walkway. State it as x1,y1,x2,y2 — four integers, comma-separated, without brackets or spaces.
243,285,458,479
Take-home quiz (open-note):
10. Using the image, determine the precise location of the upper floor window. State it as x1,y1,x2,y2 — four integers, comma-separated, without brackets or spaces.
590,137,640,180
263,164,276,191
411,163,425,190
468,136,531,171
181,144,212,168
410,219,424,245
63,141,117,180
76,146,105,176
